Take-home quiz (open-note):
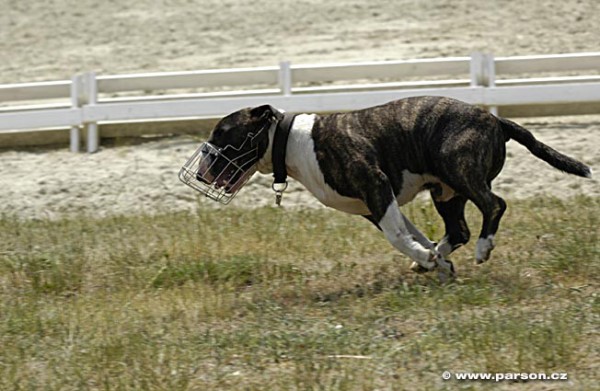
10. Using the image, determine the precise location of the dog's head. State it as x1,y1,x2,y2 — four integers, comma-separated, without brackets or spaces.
179,105,282,203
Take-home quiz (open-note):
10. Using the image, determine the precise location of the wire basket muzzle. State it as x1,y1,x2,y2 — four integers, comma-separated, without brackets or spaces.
178,142,258,204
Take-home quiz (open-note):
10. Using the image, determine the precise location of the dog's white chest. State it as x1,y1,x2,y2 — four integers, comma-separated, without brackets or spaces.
286,115,370,215
304,175,370,215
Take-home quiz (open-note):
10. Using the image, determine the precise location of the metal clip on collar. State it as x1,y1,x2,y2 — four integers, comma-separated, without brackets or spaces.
272,181,288,206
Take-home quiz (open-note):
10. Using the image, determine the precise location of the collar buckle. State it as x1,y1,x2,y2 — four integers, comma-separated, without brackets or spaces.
272,181,288,206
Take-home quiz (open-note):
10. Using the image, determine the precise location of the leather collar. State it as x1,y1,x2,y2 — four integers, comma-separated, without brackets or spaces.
271,112,296,185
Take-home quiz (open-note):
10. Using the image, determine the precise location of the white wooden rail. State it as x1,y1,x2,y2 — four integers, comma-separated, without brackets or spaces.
1,52,599,152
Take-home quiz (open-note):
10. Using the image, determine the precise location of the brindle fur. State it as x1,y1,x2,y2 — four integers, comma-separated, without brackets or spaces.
307,96,589,257
203,96,591,271
310,97,507,220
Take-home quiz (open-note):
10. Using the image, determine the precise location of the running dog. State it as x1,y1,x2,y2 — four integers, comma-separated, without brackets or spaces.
180,97,592,281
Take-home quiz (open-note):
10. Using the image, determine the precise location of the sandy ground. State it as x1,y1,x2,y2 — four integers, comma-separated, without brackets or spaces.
0,0,599,219
1,116,597,220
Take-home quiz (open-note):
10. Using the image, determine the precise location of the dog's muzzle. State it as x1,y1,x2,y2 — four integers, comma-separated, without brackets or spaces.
178,142,258,204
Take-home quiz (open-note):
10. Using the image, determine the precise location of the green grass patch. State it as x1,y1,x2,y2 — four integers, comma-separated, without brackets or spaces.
0,197,598,390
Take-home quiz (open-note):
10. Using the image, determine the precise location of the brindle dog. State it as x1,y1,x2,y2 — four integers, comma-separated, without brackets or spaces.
191,96,592,281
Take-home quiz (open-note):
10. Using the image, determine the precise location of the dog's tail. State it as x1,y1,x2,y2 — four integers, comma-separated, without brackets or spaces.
499,117,592,178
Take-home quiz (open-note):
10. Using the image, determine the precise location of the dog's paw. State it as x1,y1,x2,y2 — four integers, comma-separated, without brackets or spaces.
421,249,440,271
411,250,442,272
411,251,456,283
436,258,456,284
429,250,456,283
475,235,495,264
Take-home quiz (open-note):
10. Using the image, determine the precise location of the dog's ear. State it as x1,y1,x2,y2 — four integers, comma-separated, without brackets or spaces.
250,105,283,121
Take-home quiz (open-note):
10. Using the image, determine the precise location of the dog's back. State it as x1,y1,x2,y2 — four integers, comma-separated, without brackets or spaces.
310,96,510,196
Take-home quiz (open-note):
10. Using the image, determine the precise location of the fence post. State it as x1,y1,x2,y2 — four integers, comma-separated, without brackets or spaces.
470,52,485,87
83,72,99,153
470,52,497,115
485,53,498,115
278,61,292,96
69,74,82,152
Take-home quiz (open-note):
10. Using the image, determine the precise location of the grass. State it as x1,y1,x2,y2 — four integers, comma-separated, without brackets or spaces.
0,196,598,390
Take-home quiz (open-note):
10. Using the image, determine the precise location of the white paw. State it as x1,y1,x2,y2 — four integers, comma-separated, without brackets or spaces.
420,250,439,270
410,251,456,283
475,235,495,264
412,250,442,271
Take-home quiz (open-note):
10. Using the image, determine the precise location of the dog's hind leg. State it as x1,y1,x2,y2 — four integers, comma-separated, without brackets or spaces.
432,127,506,264
467,186,506,264
432,195,471,257
408,195,470,275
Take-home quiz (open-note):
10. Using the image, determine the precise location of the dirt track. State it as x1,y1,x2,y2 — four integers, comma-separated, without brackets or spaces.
0,0,598,219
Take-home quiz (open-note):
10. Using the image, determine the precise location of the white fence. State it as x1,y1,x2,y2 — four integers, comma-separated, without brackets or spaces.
1,52,599,152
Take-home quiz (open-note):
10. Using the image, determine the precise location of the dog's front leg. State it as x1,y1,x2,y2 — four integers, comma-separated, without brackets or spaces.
378,201,455,282
401,214,444,275
360,172,455,282
402,215,435,249
363,214,435,250
379,201,432,268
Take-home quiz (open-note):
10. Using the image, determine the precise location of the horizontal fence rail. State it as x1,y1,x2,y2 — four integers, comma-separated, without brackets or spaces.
0,80,71,102
97,66,281,94
495,52,600,74
291,57,471,83
1,52,599,152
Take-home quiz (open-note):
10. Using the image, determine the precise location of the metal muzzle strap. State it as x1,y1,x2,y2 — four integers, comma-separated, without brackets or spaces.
178,142,258,204
178,111,296,205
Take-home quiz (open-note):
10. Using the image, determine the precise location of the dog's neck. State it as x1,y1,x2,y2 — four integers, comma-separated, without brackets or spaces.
284,114,318,181
256,113,317,179
255,120,278,174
